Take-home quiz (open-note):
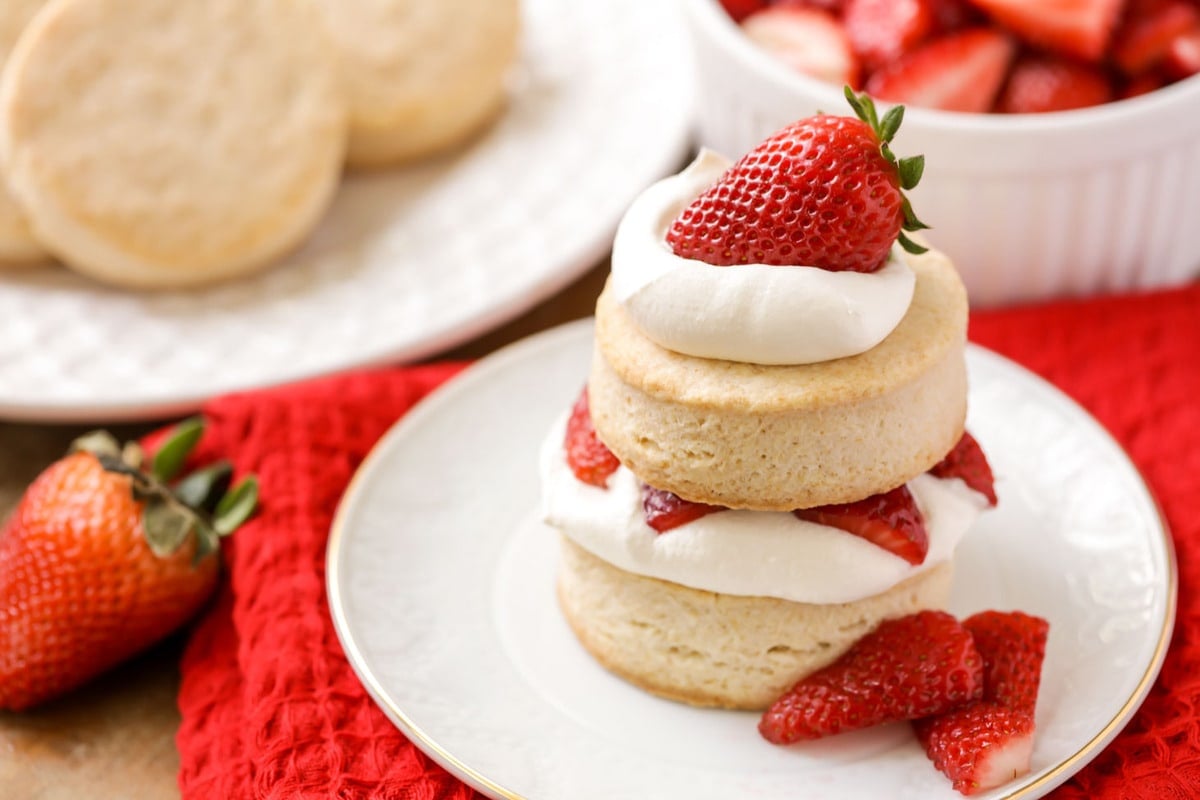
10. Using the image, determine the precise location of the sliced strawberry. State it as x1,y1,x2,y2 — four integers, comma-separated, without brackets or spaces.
642,486,726,532
913,610,1048,794
929,431,998,506
794,484,929,564
844,0,936,72
965,0,1124,61
563,387,620,488
1119,70,1169,96
930,0,988,32
1113,1,1200,73
742,6,861,87
996,54,1113,112
769,0,847,12
667,89,929,272
720,0,769,23
1165,24,1200,77
865,28,1017,112
914,703,1036,795
965,610,1050,713
759,611,984,744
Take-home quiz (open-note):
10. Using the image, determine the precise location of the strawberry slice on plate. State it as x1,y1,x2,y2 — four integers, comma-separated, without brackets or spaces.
965,610,1050,713
760,610,984,744
965,0,1124,61
929,431,998,505
742,6,860,87
996,54,1113,112
914,702,1037,795
794,484,929,564
865,28,1017,112
914,610,1050,795
564,386,620,488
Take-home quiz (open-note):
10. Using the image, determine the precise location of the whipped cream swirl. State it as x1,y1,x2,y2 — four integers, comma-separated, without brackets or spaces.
540,418,989,605
611,150,916,365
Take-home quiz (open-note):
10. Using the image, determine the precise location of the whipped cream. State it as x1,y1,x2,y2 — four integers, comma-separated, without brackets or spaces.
610,150,916,366
540,417,988,604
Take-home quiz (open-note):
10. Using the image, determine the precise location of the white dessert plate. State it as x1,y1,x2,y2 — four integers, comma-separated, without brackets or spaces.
328,320,1176,800
0,0,692,423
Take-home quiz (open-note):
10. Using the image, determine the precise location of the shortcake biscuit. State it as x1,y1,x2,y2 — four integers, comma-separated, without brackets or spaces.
313,0,519,168
0,0,49,265
0,0,346,289
557,535,953,710
588,246,969,511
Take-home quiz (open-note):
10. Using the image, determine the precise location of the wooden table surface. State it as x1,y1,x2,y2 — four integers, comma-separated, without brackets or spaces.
0,259,610,799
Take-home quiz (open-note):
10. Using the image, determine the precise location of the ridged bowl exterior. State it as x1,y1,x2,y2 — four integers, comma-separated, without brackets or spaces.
685,0,1200,307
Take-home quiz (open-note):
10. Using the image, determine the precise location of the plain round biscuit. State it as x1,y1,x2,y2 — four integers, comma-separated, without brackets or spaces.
0,0,49,265
557,535,954,711
589,247,969,511
313,0,519,168
0,0,346,289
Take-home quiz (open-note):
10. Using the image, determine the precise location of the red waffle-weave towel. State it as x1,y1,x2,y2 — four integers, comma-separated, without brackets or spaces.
176,284,1200,799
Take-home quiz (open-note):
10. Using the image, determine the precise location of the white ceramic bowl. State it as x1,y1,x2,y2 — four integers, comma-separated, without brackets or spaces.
684,0,1200,307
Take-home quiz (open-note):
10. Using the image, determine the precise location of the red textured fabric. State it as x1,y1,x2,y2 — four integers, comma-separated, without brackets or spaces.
175,283,1200,799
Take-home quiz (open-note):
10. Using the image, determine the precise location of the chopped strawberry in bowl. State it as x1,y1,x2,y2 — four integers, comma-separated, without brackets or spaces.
683,0,1200,306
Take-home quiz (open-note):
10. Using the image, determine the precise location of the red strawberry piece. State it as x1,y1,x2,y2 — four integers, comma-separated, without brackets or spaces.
1166,25,1200,76
965,0,1124,61
929,0,988,33
742,6,861,87
844,0,936,73
564,386,620,488
759,610,984,744
865,28,1017,112
929,431,998,505
720,0,769,23
965,610,1050,712
996,54,1114,112
642,486,726,532
769,0,846,13
913,610,1048,794
795,484,929,564
667,88,930,272
1119,70,1169,97
0,421,256,710
913,702,1036,795
1113,1,1200,73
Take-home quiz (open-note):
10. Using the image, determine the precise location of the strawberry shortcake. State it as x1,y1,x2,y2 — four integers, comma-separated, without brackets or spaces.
539,89,999,711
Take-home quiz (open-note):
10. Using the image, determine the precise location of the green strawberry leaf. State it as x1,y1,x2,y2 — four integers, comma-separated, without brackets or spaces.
879,105,904,145
173,460,233,512
898,156,925,191
152,417,205,482
898,232,929,255
214,476,260,537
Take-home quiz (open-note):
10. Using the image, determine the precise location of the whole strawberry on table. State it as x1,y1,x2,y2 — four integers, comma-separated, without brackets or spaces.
0,418,256,711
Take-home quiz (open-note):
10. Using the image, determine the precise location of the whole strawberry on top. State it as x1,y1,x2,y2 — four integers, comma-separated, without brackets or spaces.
666,86,928,273
0,419,257,711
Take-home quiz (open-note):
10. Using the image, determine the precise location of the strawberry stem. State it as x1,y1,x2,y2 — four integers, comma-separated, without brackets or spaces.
69,418,259,566
842,86,931,254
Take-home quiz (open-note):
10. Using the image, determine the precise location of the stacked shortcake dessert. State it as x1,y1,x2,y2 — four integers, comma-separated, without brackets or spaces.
541,90,1052,795
541,90,998,711
540,90,1050,795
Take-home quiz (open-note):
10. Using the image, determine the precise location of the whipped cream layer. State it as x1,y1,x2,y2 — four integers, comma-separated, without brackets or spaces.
540,417,988,604
610,150,916,366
